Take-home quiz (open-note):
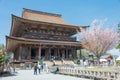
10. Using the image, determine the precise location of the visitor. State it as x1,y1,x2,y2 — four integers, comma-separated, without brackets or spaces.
20,63,24,70
43,63,45,72
38,64,41,74
44,64,49,73
12,63,16,72
84,60,88,67
41,64,44,72
56,67,59,73
52,67,59,74
34,64,38,75
53,60,56,66
51,56,54,61
61,58,65,65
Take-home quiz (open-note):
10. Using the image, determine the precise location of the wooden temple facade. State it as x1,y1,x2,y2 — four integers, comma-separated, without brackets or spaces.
6,8,87,67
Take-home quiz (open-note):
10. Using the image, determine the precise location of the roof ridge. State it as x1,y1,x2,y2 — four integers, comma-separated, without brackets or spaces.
23,8,61,17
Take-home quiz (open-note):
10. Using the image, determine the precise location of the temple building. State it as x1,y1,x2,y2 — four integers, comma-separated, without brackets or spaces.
6,8,88,68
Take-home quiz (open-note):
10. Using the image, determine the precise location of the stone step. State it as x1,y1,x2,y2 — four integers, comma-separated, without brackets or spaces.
43,60,74,66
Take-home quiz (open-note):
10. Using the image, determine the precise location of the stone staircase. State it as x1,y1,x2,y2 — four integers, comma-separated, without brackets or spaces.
43,60,74,66
42,60,75,72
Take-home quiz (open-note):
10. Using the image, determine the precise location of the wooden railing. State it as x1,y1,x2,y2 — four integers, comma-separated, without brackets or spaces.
58,66,120,80
23,32,76,41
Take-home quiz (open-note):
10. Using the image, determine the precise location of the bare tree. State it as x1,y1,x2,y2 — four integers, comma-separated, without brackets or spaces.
78,19,119,63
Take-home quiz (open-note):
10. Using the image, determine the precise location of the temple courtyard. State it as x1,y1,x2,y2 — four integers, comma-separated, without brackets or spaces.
0,70,90,80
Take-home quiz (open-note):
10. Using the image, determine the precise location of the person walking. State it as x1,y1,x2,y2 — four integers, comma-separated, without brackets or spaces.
34,64,38,75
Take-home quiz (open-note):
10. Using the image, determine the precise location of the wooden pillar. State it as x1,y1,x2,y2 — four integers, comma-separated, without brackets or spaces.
45,48,48,60
58,48,60,60
66,49,68,59
71,49,74,59
68,49,70,59
28,46,31,59
70,49,73,59
72,48,77,59
80,49,82,59
54,48,58,60
19,45,22,61
62,49,65,59
48,48,51,60
56,48,59,60
45,48,49,60
74,48,77,59
38,45,41,60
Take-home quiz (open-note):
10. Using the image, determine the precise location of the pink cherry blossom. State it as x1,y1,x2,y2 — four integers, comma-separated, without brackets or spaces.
78,20,119,59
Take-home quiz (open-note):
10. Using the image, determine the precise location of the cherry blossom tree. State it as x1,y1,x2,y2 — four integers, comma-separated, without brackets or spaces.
78,19,119,63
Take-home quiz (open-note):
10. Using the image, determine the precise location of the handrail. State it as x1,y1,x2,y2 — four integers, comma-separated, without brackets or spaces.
58,66,120,80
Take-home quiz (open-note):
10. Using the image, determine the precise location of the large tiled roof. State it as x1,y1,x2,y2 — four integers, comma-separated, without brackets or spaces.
22,8,69,25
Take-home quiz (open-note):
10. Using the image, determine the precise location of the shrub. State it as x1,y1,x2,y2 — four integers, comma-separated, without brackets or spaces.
116,60,120,66
0,54,4,67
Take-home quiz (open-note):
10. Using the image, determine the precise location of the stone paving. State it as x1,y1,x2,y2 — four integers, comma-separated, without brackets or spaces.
0,70,90,80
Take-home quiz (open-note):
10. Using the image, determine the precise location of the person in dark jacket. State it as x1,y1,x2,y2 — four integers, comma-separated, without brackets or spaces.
52,67,59,74
34,64,38,75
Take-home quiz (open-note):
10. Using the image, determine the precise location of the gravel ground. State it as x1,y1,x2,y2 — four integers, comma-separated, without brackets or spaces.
0,70,90,80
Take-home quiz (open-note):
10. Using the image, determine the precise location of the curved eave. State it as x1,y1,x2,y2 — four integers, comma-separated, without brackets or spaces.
6,36,81,51
10,14,15,36
10,15,88,34
13,15,81,26
6,36,81,46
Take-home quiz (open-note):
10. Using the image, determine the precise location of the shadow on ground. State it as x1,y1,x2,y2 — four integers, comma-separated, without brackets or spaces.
0,71,18,77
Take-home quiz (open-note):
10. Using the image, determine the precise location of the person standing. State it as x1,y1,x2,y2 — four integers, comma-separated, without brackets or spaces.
38,64,41,74
34,64,38,75
45,64,49,73
41,64,44,72
20,63,24,70
53,60,56,66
